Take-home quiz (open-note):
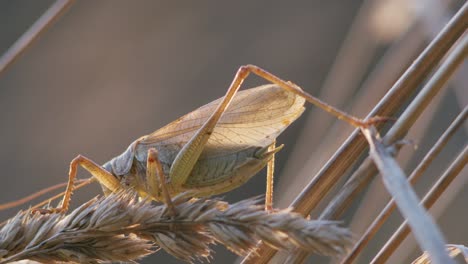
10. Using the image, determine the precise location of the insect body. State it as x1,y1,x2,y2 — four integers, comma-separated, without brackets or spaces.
6,65,374,213
103,84,305,200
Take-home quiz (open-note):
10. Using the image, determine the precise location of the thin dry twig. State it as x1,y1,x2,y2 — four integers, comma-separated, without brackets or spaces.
0,193,352,264
0,0,75,76
362,127,454,264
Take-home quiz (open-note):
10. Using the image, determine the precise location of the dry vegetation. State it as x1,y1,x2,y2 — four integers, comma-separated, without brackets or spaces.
0,0,466,263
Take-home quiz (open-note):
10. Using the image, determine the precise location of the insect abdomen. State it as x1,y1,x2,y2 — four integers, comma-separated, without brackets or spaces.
183,146,272,196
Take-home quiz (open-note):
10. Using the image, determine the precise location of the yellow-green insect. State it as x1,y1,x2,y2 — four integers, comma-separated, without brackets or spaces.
4,65,377,214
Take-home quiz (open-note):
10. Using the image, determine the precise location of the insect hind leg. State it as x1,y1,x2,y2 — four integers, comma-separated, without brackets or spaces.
167,65,387,206
239,65,390,127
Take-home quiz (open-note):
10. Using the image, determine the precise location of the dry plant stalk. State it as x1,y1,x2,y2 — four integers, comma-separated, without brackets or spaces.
0,192,352,263
244,2,468,263
0,0,75,75
335,31,468,264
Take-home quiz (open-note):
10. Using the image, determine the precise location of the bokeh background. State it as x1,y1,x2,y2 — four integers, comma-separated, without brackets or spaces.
0,1,466,263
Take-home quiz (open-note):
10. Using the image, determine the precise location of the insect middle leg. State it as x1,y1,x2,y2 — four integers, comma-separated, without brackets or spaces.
146,148,177,216
168,65,383,209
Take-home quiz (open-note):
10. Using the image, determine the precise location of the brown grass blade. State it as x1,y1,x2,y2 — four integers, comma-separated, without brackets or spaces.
362,127,455,264
412,244,468,264
342,106,468,264
371,144,467,263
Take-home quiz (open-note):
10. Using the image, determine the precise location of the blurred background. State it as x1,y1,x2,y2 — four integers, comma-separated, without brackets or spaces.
0,0,466,263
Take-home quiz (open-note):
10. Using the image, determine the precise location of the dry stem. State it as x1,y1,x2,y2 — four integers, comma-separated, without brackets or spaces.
244,2,468,263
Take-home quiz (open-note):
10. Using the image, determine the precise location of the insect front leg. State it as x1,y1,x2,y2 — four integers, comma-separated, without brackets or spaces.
37,155,121,214
146,148,176,216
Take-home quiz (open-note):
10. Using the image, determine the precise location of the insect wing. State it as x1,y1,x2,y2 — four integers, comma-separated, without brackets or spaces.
137,84,305,163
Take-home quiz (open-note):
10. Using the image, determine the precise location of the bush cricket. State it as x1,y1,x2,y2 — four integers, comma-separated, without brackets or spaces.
1,65,384,214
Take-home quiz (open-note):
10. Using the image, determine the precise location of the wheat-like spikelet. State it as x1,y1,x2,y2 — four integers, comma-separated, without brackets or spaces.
0,192,352,263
